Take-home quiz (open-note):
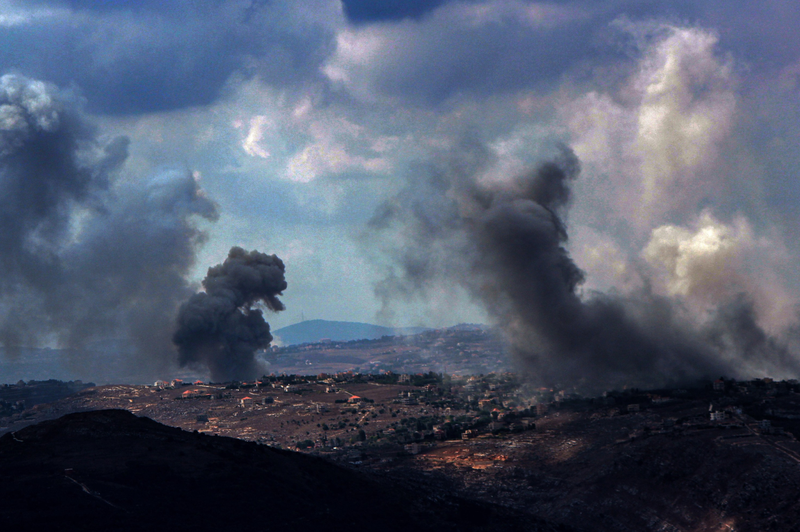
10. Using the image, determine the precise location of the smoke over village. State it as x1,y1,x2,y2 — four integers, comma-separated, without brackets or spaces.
174,247,287,382
6,3,800,531
368,137,800,391
0,74,219,380
0,2,797,389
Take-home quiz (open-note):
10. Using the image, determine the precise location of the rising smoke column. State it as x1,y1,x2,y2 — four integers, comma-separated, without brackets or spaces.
0,73,219,381
173,247,287,382
368,142,795,392
462,148,721,388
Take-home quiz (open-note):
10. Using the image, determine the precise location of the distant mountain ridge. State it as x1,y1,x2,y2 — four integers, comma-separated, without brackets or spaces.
272,319,429,346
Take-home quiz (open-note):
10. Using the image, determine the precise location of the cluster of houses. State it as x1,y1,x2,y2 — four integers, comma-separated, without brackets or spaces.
141,370,800,455
153,378,205,390
237,396,275,407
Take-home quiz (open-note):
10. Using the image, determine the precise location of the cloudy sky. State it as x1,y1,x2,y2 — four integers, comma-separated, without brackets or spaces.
2,0,800,383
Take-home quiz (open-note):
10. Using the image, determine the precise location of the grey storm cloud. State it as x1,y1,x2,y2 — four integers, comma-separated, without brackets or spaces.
4,0,798,116
326,0,800,110
368,140,797,392
0,0,335,115
325,8,622,106
0,73,218,381
173,247,287,383
341,0,449,23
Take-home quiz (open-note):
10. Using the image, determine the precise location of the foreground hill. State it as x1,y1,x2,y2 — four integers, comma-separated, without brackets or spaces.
7,377,800,531
0,409,568,532
272,319,429,345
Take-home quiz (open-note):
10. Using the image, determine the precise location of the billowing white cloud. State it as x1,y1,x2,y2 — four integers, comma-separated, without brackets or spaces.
645,213,752,302
635,27,736,214
644,212,796,333
560,22,800,348
242,115,273,159
566,24,738,230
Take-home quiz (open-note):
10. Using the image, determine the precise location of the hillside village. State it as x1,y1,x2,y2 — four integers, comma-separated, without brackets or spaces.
5,326,800,532
4,370,800,459
5,370,800,530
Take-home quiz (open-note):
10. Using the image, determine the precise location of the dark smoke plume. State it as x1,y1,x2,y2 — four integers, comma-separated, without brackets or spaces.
0,73,218,382
173,247,287,382
369,141,797,392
